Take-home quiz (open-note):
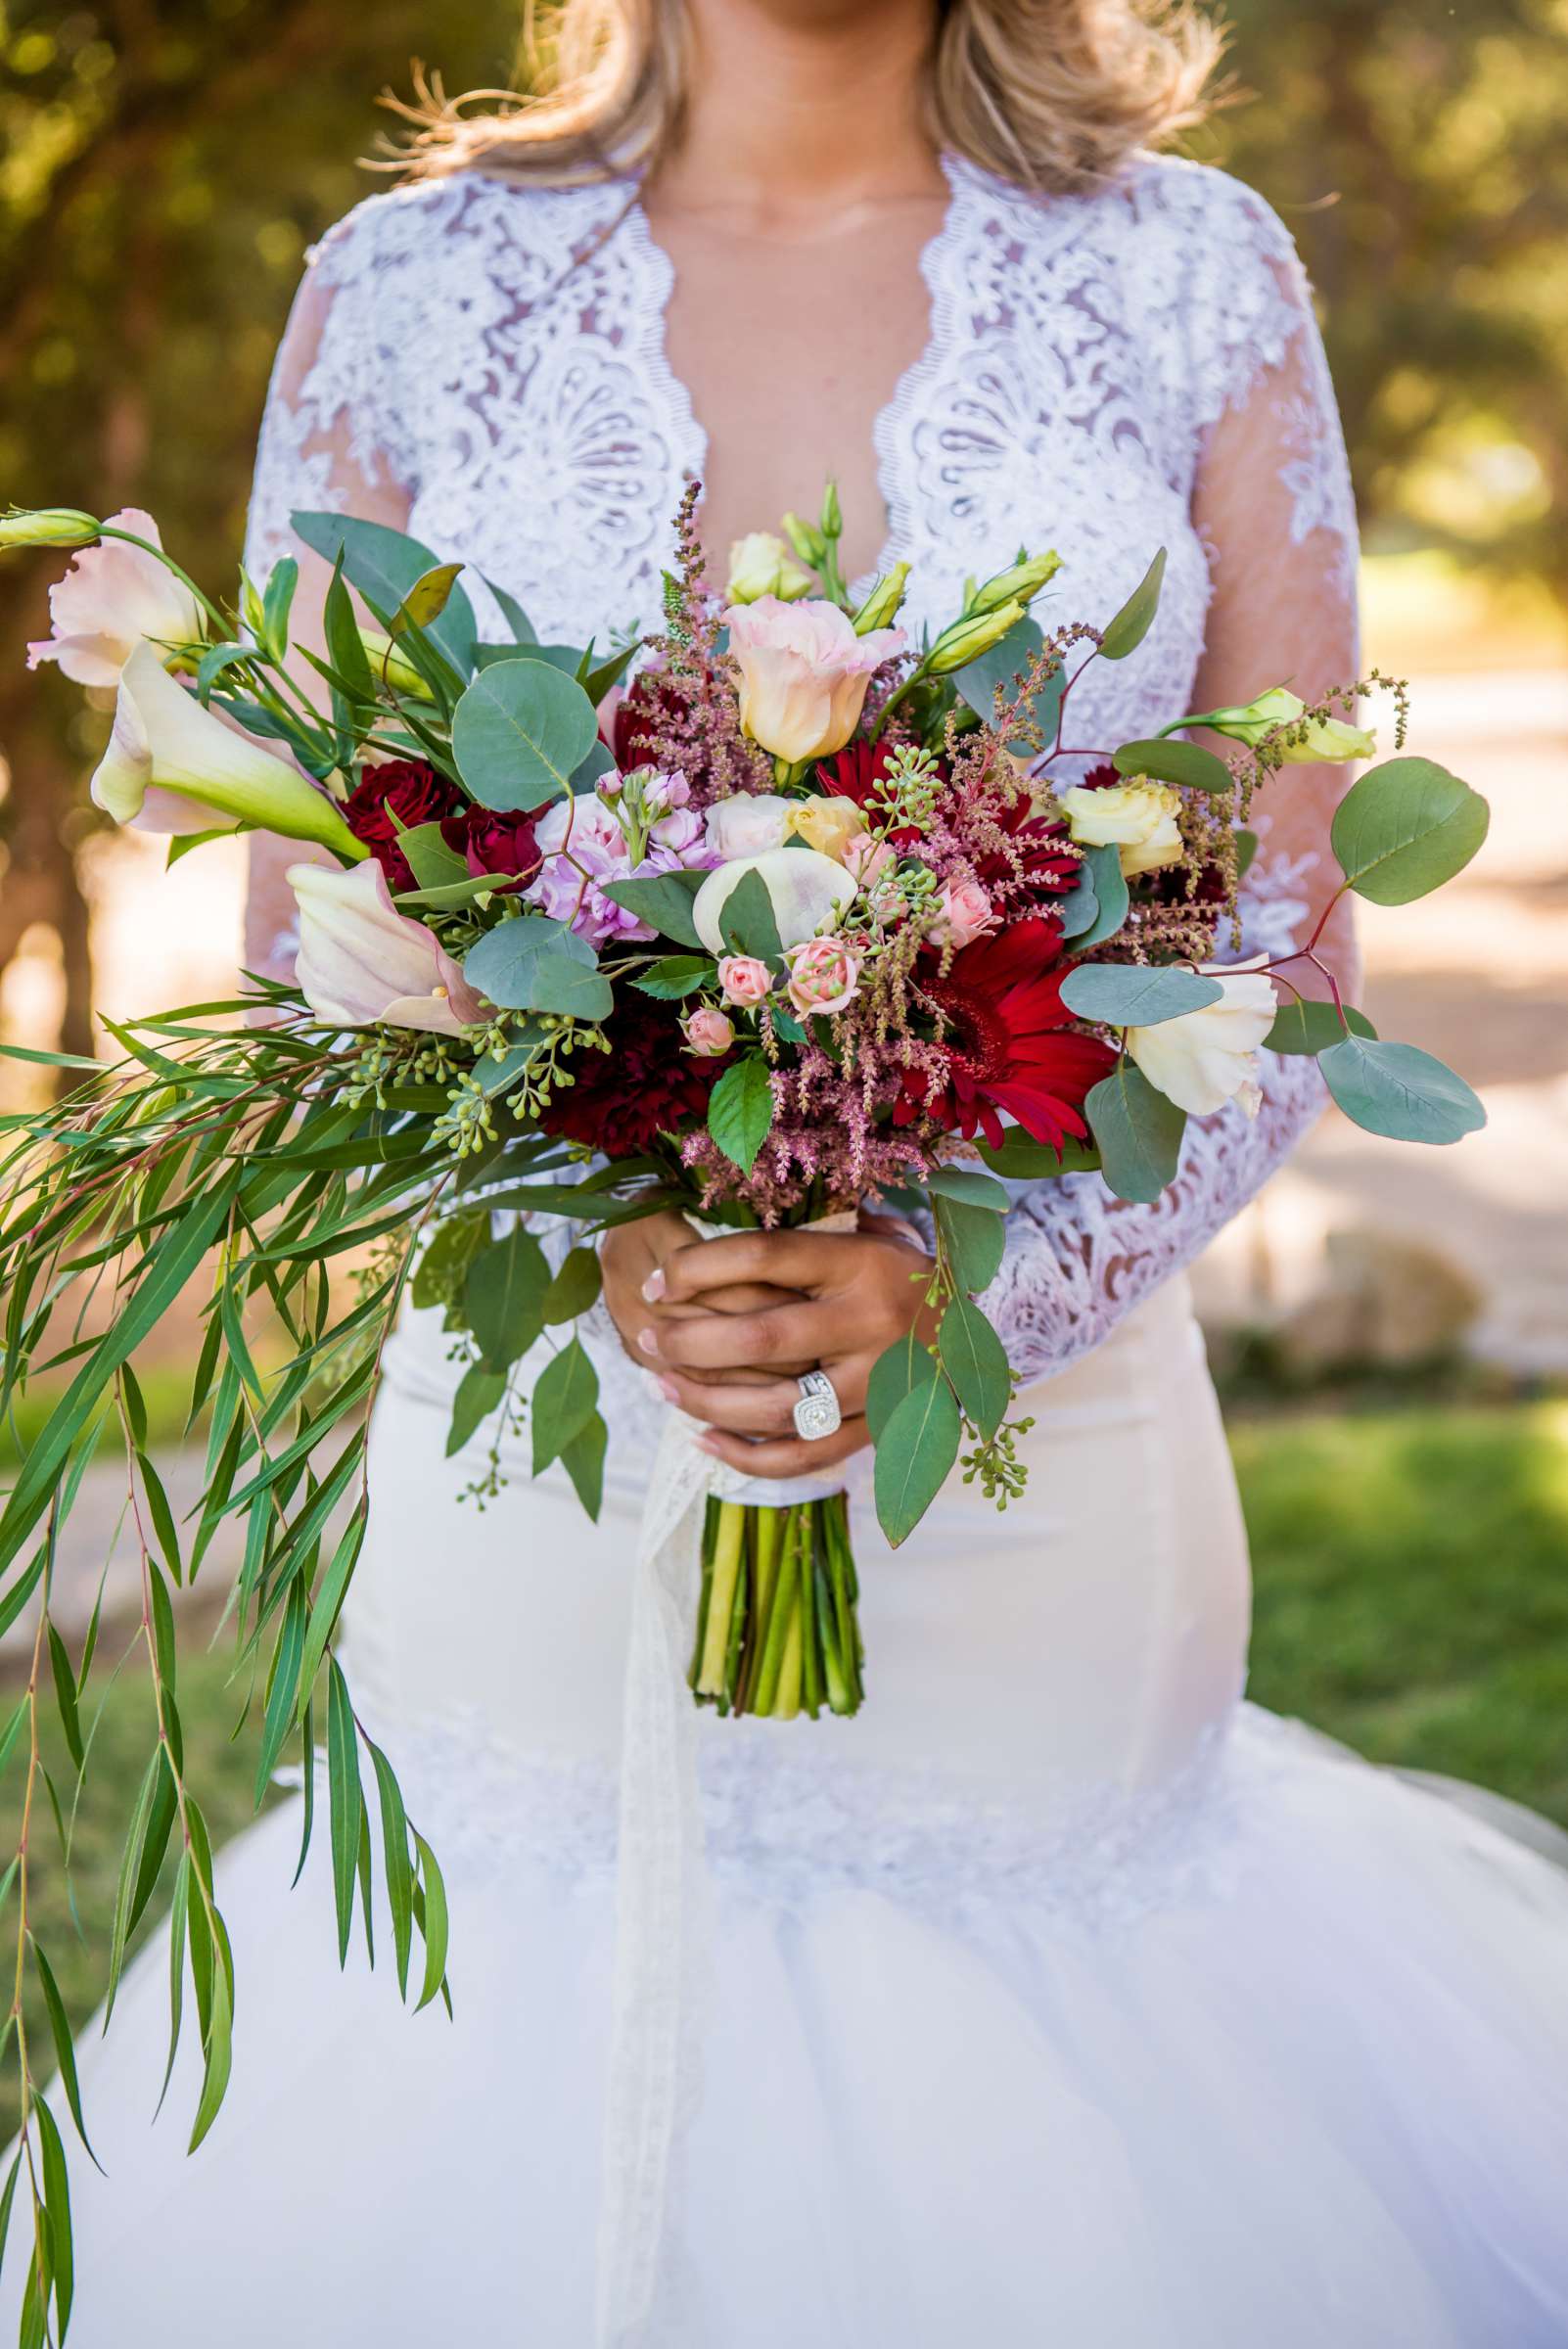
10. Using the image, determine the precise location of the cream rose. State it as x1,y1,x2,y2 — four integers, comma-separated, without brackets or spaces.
1127,970,1278,1116
289,860,488,1035
27,508,205,688
724,596,904,764
1061,779,1184,877
786,794,867,862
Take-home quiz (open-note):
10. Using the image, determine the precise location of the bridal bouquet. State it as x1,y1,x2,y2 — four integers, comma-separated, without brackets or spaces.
0,487,1486,2310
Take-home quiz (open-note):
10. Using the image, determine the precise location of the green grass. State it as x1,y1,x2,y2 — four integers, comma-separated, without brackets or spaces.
4,1396,1565,2103
1239,1398,1568,1823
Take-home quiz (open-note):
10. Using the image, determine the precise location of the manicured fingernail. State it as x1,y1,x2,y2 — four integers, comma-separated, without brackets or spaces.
656,1375,678,1403
638,1326,658,1355
695,1432,721,1455
641,1267,666,1303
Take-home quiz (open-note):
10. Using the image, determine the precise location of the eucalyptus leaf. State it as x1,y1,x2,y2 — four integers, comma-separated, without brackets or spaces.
1058,862,1098,942
1112,736,1234,795
1085,1058,1186,1202
1099,547,1167,661
874,1374,961,1548
531,1336,600,1475
1319,1036,1485,1145
542,1244,603,1324
926,1166,1011,1214
1071,844,1130,951
464,1225,551,1368
1060,964,1222,1029
977,1131,1103,1178
866,1330,940,1445
1330,758,1490,905
451,657,599,809
462,914,613,1020
1264,999,1377,1056
935,1193,1006,1294
938,1296,1012,1442
561,1411,608,1520
445,1363,507,1456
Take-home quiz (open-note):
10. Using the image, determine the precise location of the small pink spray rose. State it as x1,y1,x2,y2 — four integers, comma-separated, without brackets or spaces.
783,936,862,1018
681,1005,737,1057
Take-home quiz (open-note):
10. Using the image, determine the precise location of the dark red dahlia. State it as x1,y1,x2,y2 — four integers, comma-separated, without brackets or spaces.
896,920,1117,1152
816,740,923,847
444,804,547,893
538,995,727,1161
343,760,466,893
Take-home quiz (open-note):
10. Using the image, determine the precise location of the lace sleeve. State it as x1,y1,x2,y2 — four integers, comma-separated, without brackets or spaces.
987,189,1362,1383
241,203,418,980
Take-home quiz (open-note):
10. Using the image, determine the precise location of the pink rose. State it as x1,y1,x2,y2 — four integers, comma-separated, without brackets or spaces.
717,955,772,1007
681,1005,736,1057
929,877,998,949
723,596,904,763
784,936,862,1018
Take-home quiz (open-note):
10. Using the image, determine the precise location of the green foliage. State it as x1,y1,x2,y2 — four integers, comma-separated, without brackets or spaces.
1068,845,1130,952
873,1375,962,1549
1097,547,1167,660
461,912,614,1020
1264,1000,1378,1055
1318,1035,1486,1143
451,657,600,809
1329,758,1491,905
706,1055,775,1174
1112,738,1236,796
1060,965,1223,1028
1084,1061,1188,1202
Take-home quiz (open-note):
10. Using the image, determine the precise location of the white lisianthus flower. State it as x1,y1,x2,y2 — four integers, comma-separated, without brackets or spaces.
1127,970,1279,1117
27,509,204,687
724,596,904,763
726,531,816,605
704,792,796,859
92,640,362,856
1061,779,1184,877
693,846,856,956
289,861,487,1035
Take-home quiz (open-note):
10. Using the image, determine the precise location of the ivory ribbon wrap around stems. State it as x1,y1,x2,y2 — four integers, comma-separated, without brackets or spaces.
595,1210,857,2347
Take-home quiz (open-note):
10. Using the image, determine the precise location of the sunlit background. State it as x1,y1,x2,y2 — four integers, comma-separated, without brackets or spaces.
1,2,1565,2003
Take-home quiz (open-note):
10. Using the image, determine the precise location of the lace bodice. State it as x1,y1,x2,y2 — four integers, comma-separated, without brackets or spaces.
244,148,1360,1389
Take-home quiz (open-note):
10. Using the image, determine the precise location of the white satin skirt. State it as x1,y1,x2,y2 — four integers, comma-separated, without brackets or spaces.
23,1278,1568,2346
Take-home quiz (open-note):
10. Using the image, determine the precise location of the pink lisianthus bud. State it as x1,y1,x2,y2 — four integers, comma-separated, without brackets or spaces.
929,876,998,949
716,954,772,1007
783,935,862,1018
681,1004,736,1057
722,596,904,763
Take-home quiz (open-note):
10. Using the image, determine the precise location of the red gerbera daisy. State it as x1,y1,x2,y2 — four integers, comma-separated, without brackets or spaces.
816,740,924,847
897,921,1117,1152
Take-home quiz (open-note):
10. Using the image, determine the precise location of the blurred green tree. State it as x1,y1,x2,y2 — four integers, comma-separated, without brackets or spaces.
2,1,1564,1059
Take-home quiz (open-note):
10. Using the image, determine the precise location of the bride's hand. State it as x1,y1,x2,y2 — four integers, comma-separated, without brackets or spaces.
599,1211,807,1379
634,1222,938,1478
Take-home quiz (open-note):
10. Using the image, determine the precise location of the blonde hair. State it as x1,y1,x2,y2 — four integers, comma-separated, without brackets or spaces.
392,1,1224,199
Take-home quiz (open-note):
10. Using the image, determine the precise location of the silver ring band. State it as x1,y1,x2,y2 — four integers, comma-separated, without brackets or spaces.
793,1368,842,1443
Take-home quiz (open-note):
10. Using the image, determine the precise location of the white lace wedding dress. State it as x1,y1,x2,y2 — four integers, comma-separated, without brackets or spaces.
31,155,1568,2348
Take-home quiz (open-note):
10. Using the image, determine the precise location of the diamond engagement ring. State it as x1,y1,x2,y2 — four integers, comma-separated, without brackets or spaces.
793,1369,842,1443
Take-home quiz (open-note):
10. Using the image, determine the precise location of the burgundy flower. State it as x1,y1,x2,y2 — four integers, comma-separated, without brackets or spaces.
343,760,465,893
446,804,547,894
896,920,1117,1152
538,994,728,1160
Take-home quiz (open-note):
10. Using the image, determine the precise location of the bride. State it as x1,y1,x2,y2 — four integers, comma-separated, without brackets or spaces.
28,2,1568,2342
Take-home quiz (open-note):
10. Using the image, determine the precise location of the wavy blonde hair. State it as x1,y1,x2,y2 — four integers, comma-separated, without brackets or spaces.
393,0,1224,197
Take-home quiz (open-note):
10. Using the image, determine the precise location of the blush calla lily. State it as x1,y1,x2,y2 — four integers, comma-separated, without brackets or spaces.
288,860,488,1034
91,641,362,855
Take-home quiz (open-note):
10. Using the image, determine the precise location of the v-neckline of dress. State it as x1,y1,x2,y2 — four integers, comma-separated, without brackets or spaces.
621,153,969,601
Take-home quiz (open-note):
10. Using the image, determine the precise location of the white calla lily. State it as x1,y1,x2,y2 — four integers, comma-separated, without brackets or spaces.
693,845,856,956
92,641,362,855
289,861,487,1034
26,508,203,687
1127,969,1278,1116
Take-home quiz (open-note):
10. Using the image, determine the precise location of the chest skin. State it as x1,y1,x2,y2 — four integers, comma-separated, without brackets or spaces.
642,192,949,584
